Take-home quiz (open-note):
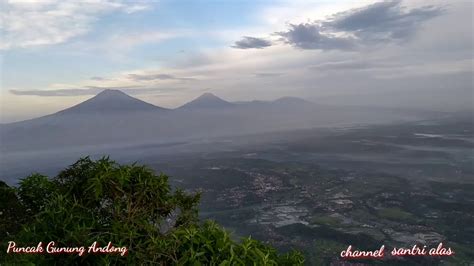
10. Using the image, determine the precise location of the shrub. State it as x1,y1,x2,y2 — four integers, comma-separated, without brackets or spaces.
1,157,304,265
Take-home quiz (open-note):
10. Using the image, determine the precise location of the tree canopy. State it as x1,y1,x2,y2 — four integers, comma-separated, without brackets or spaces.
0,157,304,265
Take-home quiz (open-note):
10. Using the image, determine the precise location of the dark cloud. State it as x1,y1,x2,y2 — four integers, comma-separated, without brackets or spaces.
232,36,272,49
128,73,195,81
237,1,442,51
324,0,443,42
276,23,354,50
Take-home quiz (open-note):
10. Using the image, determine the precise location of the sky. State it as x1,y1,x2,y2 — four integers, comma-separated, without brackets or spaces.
0,0,473,122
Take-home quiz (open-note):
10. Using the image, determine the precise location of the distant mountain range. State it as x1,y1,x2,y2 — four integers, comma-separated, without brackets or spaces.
0,90,439,152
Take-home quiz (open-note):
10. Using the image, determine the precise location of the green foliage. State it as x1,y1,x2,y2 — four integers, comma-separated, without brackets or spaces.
1,157,304,265
18,173,56,214
165,221,304,265
0,181,27,239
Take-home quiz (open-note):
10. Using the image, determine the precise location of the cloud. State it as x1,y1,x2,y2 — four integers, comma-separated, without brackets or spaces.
324,0,443,42
167,51,215,69
10,87,103,97
309,60,381,70
308,58,473,79
254,72,283,78
9,86,192,97
232,36,272,49
90,76,108,81
102,31,183,52
236,1,442,51
123,4,150,14
127,73,196,81
10,86,144,97
0,0,151,50
276,23,354,50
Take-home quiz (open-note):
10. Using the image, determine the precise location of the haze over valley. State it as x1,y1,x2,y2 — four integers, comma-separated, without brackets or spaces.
1,89,441,154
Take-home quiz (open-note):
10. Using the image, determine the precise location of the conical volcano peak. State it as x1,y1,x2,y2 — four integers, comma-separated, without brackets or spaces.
56,89,165,115
198,92,219,99
179,92,234,109
95,89,129,98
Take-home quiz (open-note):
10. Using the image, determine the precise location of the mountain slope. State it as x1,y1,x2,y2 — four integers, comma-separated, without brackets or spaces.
0,90,170,152
56,89,166,115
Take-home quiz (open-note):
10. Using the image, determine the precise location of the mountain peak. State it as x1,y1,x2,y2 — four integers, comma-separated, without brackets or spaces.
95,89,128,97
199,92,218,98
179,92,233,109
56,90,165,115
193,92,228,102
